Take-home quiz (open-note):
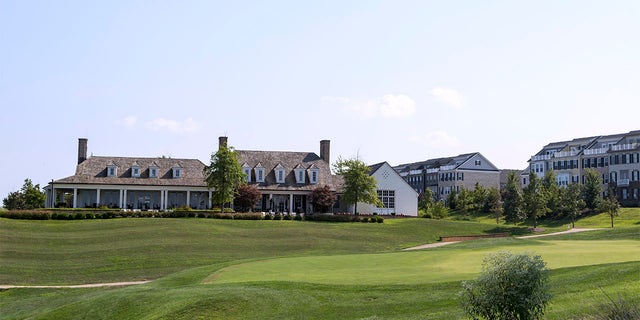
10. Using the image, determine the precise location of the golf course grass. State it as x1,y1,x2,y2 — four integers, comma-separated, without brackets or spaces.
1,210,638,319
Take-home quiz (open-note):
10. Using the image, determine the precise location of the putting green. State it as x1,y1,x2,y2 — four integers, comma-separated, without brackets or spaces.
204,240,640,285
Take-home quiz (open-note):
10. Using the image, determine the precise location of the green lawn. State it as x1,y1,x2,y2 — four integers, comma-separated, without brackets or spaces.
0,210,639,319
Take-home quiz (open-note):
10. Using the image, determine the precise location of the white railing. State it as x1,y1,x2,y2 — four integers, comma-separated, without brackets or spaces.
617,179,630,186
409,169,423,175
426,168,439,173
554,151,579,158
584,148,608,155
531,154,552,161
440,165,456,171
399,172,408,177
611,143,638,151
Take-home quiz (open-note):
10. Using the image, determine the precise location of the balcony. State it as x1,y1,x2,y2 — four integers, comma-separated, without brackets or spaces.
611,143,638,151
531,154,552,161
426,168,439,173
554,151,579,158
583,147,608,155
617,179,630,187
409,169,423,175
439,165,456,171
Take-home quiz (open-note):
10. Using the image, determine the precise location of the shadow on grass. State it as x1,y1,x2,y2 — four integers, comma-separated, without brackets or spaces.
483,225,530,236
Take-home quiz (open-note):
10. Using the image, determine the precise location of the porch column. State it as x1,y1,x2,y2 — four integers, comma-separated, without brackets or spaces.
160,189,165,211
118,190,123,209
289,193,294,214
123,190,128,209
269,194,273,212
208,191,212,209
186,190,191,208
96,188,101,207
73,188,78,208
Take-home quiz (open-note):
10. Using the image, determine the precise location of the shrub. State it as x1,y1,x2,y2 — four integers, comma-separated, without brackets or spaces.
294,214,303,221
284,213,293,220
360,217,369,223
460,251,551,320
233,212,263,220
273,213,282,220
585,293,640,320
263,213,273,220
430,201,449,219
421,212,433,219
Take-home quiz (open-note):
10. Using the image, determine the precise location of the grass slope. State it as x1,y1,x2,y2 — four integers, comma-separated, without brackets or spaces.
0,210,639,319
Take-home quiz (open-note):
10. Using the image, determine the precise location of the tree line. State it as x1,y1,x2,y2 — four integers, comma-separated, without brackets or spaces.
419,168,621,228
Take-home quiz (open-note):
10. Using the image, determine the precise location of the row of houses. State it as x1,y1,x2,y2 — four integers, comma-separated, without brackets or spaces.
525,130,640,207
45,137,419,215
44,129,640,216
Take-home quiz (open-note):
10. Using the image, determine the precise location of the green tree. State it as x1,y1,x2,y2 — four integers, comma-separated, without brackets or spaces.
446,188,458,210
542,170,559,215
457,186,473,213
502,171,524,224
599,191,620,228
485,187,503,224
333,157,381,215
2,179,45,210
523,172,548,229
559,183,585,228
203,144,245,209
472,182,487,212
583,168,603,210
460,251,551,320
310,185,337,213
418,188,434,213
430,201,449,219
234,184,261,212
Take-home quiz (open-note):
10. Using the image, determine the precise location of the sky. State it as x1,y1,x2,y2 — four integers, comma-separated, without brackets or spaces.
2,0,640,199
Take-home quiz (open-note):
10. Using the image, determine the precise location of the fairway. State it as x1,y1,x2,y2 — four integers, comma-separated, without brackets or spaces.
205,240,640,285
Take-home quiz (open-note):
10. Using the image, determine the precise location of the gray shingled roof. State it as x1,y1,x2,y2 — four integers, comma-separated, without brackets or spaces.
237,150,338,192
53,156,207,187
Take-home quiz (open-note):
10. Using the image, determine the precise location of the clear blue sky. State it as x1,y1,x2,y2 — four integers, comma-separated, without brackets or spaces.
2,1,639,198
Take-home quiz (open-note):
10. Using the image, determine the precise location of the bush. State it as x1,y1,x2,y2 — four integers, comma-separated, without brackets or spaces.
585,294,640,320
284,213,293,220
273,213,282,220
430,202,449,219
421,212,433,219
294,214,303,221
460,251,551,320
263,213,273,220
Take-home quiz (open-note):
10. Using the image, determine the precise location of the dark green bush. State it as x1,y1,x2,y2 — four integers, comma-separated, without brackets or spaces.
264,213,273,220
274,213,282,220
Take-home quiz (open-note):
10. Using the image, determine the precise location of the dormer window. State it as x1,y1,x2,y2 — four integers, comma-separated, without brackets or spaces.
308,164,319,184
132,163,141,178
294,165,306,184
255,163,265,183
242,163,252,182
107,165,118,177
172,164,183,179
149,164,159,178
274,164,285,184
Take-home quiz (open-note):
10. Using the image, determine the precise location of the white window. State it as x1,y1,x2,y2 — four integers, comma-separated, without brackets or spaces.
132,166,140,178
276,169,285,183
295,169,305,184
107,166,117,177
149,167,158,178
243,168,251,182
255,168,265,182
173,168,182,178
377,190,395,208
312,170,318,183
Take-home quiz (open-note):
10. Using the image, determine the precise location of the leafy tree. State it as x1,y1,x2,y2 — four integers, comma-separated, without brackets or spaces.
502,171,524,224
446,188,458,210
430,201,449,219
541,170,559,215
485,187,503,224
234,184,261,212
583,168,602,210
333,157,381,214
418,188,434,213
310,185,337,213
559,183,585,228
460,251,552,320
472,182,488,212
203,144,245,209
523,172,548,229
3,179,45,210
599,190,620,228
456,186,473,213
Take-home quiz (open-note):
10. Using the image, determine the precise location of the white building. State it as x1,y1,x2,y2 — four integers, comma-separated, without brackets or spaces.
355,162,419,216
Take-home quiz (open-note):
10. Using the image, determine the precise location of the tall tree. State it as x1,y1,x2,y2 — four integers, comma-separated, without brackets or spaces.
541,170,559,215
2,179,45,210
418,188,434,213
457,186,473,213
472,182,487,212
583,168,602,210
599,190,620,228
523,172,548,229
310,185,337,213
559,183,585,228
203,144,245,209
485,187,503,224
333,157,381,215
502,171,523,224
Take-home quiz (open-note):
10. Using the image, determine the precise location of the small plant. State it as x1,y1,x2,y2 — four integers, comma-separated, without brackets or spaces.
263,213,273,220
274,213,282,220
586,293,640,320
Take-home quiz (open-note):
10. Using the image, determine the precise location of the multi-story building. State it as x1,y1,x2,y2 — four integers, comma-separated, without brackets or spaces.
527,130,640,206
394,153,501,200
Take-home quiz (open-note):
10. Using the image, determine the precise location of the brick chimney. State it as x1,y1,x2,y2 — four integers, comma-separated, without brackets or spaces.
320,140,330,163
219,136,228,149
78,138,88,164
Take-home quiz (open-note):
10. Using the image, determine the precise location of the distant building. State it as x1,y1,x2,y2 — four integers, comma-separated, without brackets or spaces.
527,130,640,206
351,162,418,216
394,153,501,200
